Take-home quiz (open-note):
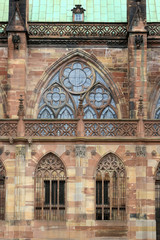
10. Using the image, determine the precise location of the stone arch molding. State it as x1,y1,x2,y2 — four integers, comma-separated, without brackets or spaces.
27,49,125,118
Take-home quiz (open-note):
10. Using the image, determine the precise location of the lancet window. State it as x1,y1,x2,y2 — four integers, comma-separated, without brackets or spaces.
156,163,160,240
35,153,66,221
38,61,117,119
96,153,126,221
0,161,5,220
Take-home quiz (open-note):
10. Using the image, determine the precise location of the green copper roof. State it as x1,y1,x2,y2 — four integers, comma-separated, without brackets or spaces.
0,0,9,22
0,0,160,23
147,0,160,22
29,0,127,22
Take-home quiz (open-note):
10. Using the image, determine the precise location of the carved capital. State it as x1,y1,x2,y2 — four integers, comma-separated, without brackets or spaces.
16,145,25,159
75,145,86,158
136,145,146,157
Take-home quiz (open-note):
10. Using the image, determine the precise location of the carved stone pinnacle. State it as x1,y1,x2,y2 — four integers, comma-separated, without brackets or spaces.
17,95,25,117
138,95,144,117
77,95,84,117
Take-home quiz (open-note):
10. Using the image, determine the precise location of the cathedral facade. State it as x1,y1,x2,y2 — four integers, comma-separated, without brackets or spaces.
0,0,160,239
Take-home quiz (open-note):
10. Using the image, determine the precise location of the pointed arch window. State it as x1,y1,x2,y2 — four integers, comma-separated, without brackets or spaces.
96,153,126,221
38,61,118,119
155,96,160,119
156,163,160,240
0,161,5,220
35,153,66,221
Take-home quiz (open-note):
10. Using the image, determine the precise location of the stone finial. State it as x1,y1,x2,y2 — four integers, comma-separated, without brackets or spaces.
138,95,144,117
77,95,84,117
71,5,86,14
17,95,25,117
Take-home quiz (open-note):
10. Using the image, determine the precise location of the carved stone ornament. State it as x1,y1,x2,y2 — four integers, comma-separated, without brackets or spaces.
16,146,25,158
17,95,25,117
35,153,65,179
137,95,144,117
126,150,131,156
28,138,32,146
97,153,125,175
75,145,86,158
91,150,96,156
5,150,10,156
135,35,143,49
136,146,146,157
12,34,20,50
152,150,157,156
65,150,70,156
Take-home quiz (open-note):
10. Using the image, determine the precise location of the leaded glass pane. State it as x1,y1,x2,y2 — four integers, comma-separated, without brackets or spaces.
155,108,160,119
101,107,117,119
84,106,97,119
61,62,93,94
47,72,60,87
58,106,74,119
38,106,54,119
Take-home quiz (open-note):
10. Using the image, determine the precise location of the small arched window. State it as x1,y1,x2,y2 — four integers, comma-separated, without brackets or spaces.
96,153,126,221
156,163,160,240
0,161,5,220
35,153,66,221
38,61,117,119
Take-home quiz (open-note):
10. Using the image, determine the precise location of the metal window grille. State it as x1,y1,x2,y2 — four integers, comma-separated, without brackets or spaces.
0,161,5,220
96,153,126,221
156,164,160,240
35,153,66,221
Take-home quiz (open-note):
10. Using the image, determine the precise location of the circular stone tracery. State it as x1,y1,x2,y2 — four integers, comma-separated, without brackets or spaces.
61,62,93,94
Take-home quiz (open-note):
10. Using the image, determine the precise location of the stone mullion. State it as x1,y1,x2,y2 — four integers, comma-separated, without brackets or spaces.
117,174,120,218
42,177,44,220
110,174,113,220
102,172,104,220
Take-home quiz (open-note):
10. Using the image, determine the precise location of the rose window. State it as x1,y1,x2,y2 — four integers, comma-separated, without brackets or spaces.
61,62,93,94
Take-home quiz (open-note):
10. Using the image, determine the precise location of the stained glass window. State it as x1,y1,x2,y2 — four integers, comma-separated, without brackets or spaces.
38,61,117,119
155,96,160,119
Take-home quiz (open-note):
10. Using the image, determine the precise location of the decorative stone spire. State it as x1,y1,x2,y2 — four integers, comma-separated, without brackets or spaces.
17,95,25,117
138,95,144,117
77,95,84,117
128,0,146,31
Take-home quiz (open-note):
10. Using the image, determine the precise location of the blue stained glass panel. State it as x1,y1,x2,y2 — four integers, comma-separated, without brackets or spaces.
38,106,54,119
58,106,74,119
101,107,117,119
84,106,97,119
